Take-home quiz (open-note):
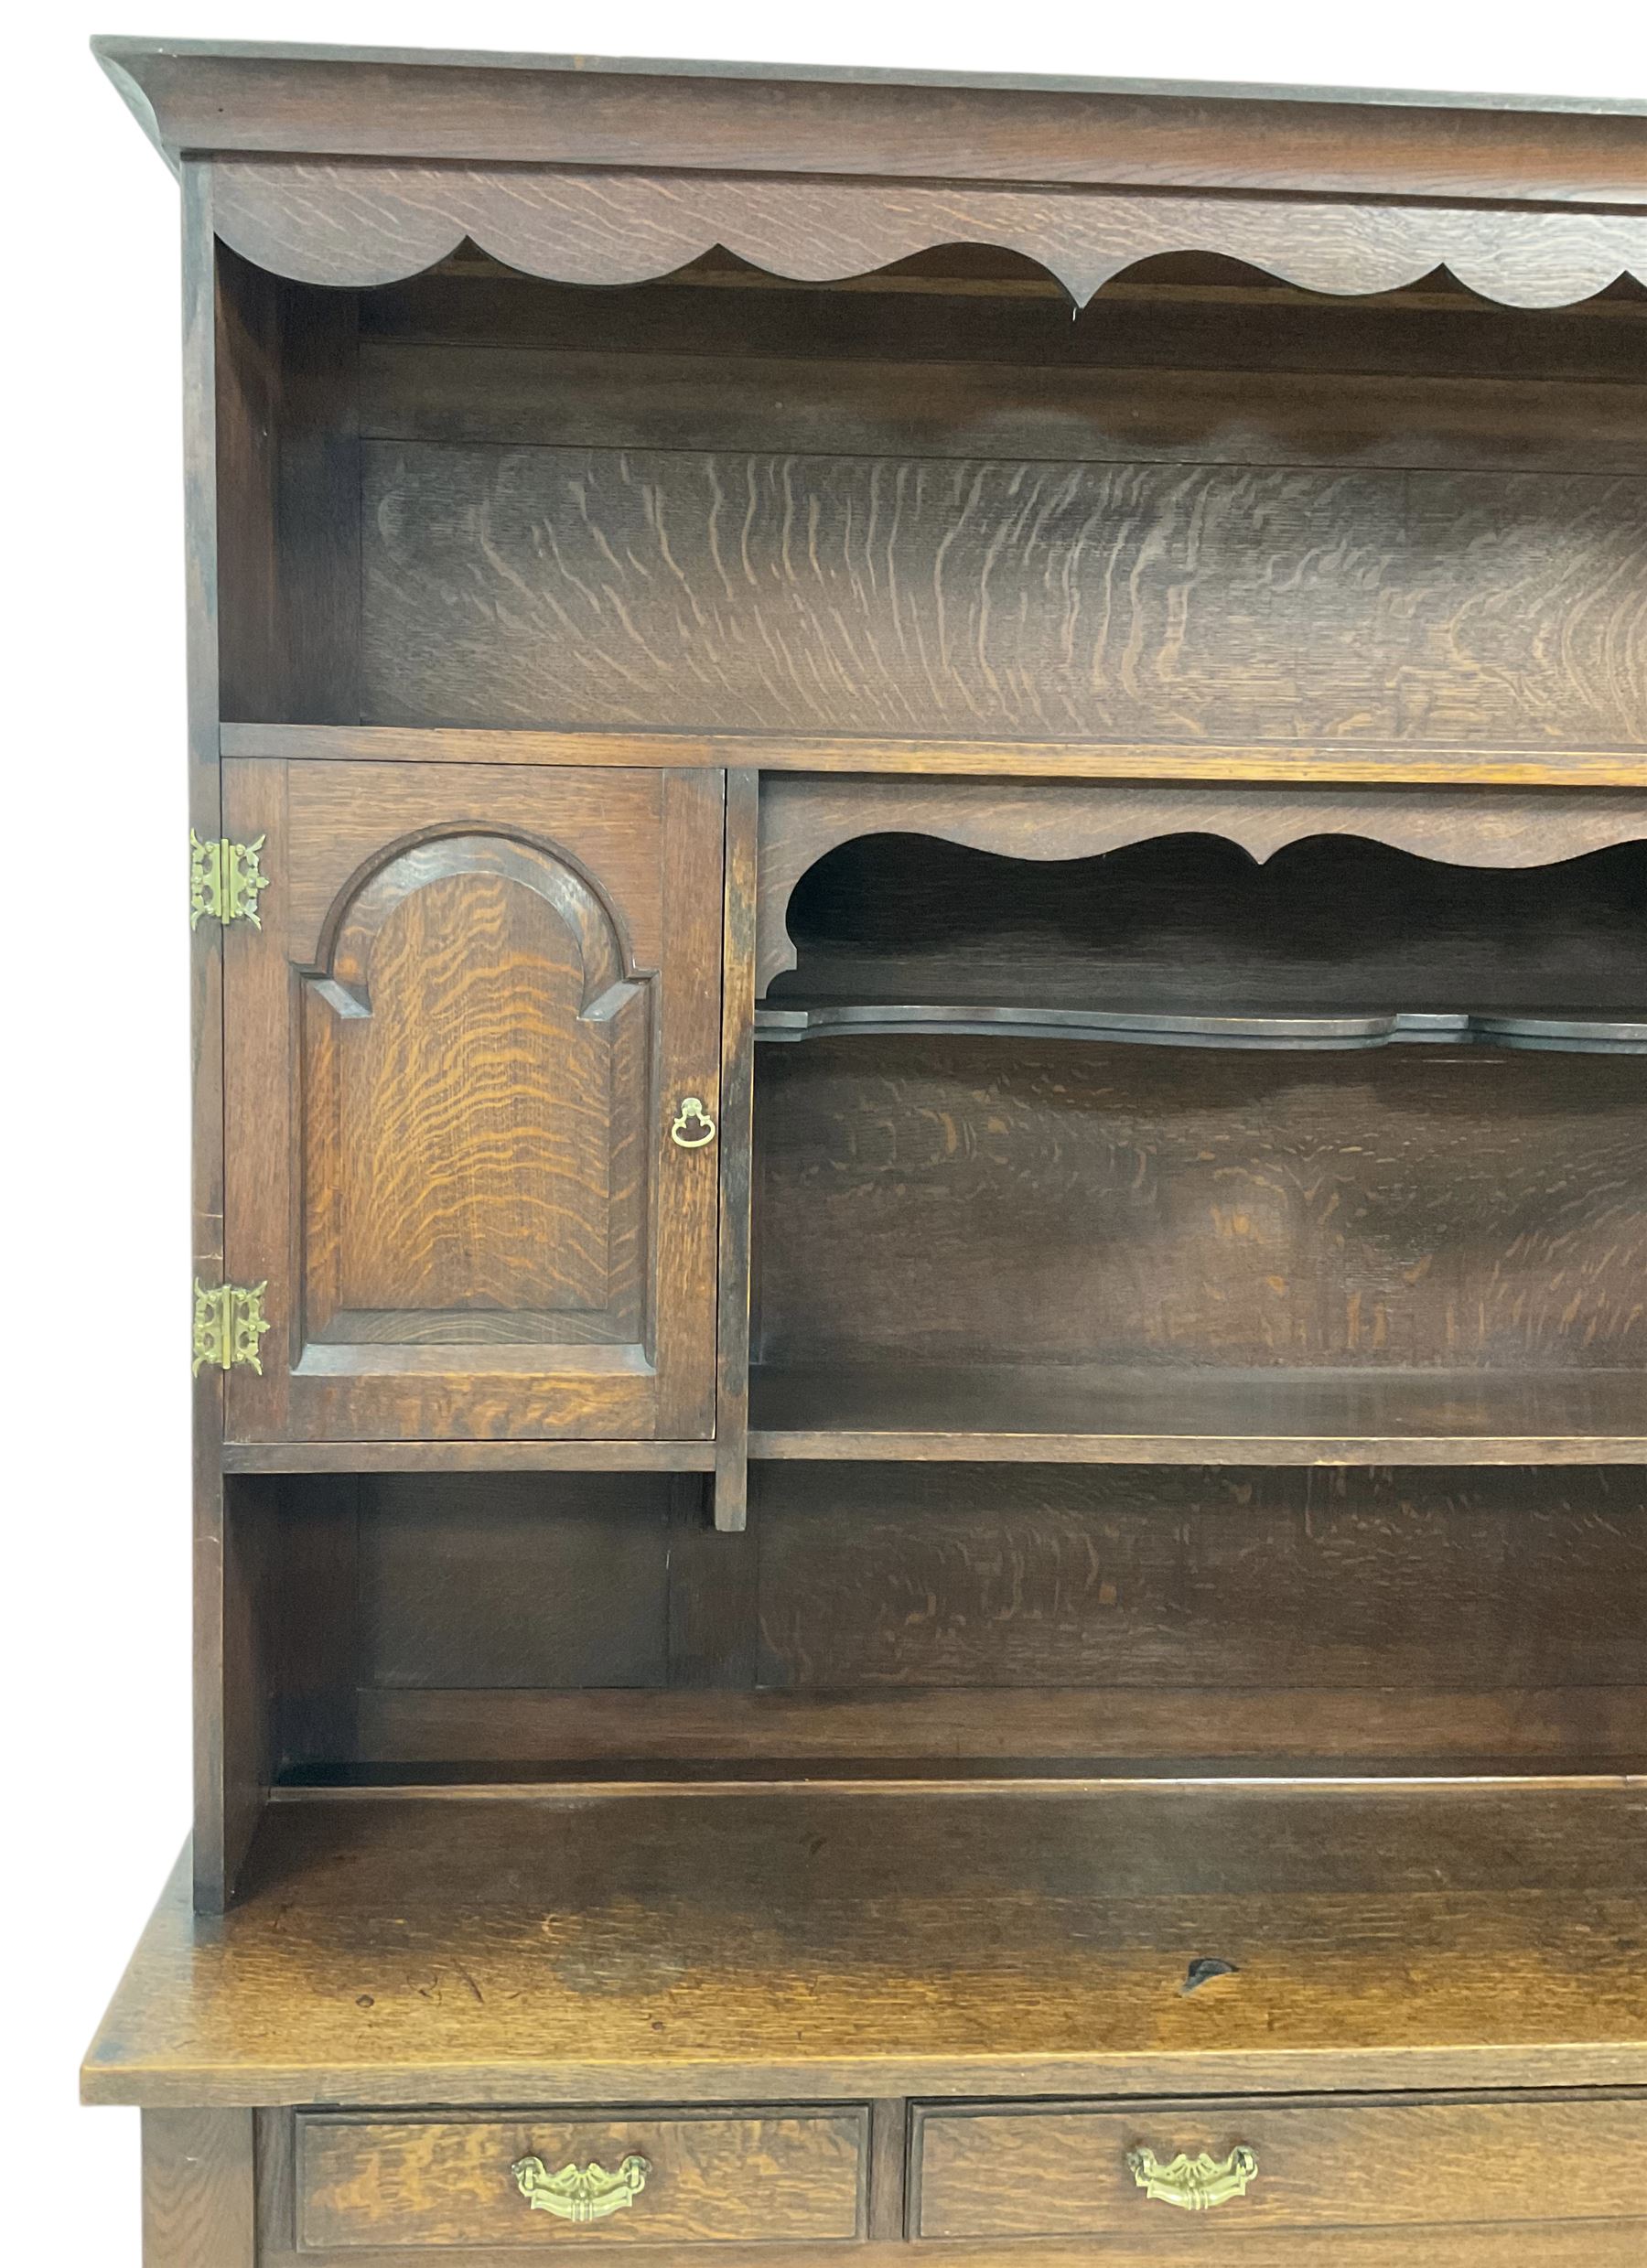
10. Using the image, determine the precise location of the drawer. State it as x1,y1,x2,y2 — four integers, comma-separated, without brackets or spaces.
912,2093,1647,2241
296,2107,869,2249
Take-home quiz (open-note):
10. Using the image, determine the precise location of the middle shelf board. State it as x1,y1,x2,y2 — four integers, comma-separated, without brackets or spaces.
757,1004,1647,1052
747,1365,1647,1464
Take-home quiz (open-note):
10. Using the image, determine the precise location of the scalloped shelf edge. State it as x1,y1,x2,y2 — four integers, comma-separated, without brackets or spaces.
203,158,1647,309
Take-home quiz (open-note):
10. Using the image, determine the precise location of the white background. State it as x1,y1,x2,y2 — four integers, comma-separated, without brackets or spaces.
3,5,1642,2262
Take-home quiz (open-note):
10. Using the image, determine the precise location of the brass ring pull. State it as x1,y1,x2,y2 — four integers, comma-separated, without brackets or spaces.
1127,2145,1257,2211
511,2155,651,2224
670,1096,716,1149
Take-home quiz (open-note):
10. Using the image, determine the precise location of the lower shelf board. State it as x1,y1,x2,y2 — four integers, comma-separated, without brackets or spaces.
84,1780,1647,2109
748,1364,1647,1463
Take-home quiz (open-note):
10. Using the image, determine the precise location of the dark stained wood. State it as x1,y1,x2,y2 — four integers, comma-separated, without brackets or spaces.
296,2107,868,2246
92,48,1647,2268
750,1466,1647,1694
142,2108,256,2268
754,1040,1647,1383
361,256,1647,388
359,446,1647,748
201,158,1647,306
95,40,1647,207
213,253,360,724
221,1438,717,1472
715,771,759,1530
914,2093,1647,2239
352,1682,1647,1771
249,2091,1647,2265
220,723,1647,790
748,1366,1647,1463
356,1473,675,1692
668,1474,759,1690
221,760,723,1443
757,779,1647,992
180,161,238,1917
361,337,1647,476
82,1784,1647,2108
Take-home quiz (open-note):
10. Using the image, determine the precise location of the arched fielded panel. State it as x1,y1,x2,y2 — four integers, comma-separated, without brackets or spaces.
221,761,724,1442
301,833,648,1347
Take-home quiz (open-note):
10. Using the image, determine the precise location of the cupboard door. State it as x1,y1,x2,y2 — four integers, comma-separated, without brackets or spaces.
221,762,723,1442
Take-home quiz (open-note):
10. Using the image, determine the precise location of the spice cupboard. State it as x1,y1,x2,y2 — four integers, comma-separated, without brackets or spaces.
89,38,1647,2265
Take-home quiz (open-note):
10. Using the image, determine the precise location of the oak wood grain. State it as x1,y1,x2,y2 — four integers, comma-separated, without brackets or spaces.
142,2108,255,2268
98,42,1647,206
222,721,1647,790
359,444,1647,749
297,2108,867,2246
351,1681,1647,1770
83,1785,1647,2107
750,1464,1647,1694
361,337,1647,477
914,2093,1647,2237
205,158,1647,306
755,778,1647,992
221,760,721,1443
754,1041,1647,1379
714,771,759,1531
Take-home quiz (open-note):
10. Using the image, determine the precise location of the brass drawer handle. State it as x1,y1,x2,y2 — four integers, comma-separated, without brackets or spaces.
511,2154,651,2224
1127,2145,1258,2211
670,1096,716,1148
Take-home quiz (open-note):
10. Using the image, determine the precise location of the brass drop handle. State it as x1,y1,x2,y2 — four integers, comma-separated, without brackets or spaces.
511,2154,651,2224
1127,2145,1258,2211
670,1096,716,1149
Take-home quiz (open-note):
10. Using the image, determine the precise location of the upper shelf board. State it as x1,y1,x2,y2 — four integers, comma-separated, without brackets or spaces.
95,38,1647,306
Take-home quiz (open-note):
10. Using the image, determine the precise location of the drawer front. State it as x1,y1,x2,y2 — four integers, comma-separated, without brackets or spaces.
297,2109,868,2249
914,2094,1647,2240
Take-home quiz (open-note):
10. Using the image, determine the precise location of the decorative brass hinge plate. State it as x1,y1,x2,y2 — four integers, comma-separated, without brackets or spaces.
193,1280,271,1374
190,832,269,929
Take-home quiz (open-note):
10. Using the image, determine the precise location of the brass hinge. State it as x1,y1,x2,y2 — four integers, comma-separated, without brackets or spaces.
193,1280,271,1374
190,832,269,929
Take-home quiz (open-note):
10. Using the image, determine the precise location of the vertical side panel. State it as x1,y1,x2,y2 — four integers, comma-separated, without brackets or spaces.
714,769,760,1528
181,161,231,1913
222,758,294,1446
656,769,727,1438
143,2108,256,2268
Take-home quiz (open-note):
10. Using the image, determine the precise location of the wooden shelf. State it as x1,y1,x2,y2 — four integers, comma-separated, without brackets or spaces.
221,1439,716,1474
83,1781,1647,2108
218,723,1647,789
757,1004,1647,1053
748,1364,1647,1463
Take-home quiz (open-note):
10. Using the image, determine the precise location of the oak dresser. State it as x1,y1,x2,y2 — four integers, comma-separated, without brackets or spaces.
87,38,1647,2267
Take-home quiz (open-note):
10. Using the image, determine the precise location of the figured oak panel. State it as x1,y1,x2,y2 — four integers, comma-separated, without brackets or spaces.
752,1466,1647,1693
360,443,1647,749
913,2094,1647,2238
304,833,646,1344
296,2108,867,2247
223,761,723,1442
754,1039,1647,1373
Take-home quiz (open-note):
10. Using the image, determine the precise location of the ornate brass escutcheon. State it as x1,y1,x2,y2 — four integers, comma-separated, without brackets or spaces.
669,1095,716,1149
1127,2144,1258,2211
511,2154,651,2224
